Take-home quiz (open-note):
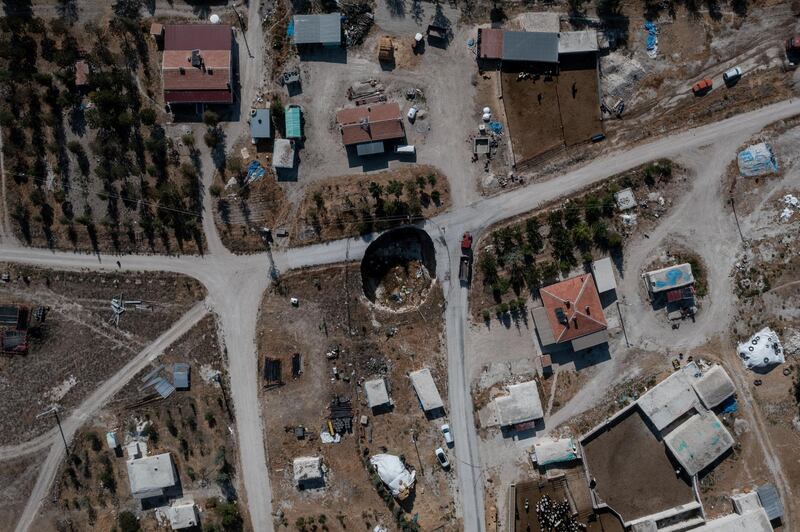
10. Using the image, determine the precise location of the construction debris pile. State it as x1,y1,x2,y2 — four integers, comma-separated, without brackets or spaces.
328,396,354,434
341,1,373,47
780,194,799,222
535,494,579,532
347,79,386,106
373,260,433,310
370,454,416,500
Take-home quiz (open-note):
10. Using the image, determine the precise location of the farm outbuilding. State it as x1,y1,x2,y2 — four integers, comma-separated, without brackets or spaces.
591,257,617,294
293,456,324,489
167,500,199,529
364,378,392,410
664,411,734,476
126,453,178,500
494,380,543,426
249,109,271,141
637,362,701,431
502,31,559,63
644,263,695,294
409,368,444,412
272,139,295,169
336,102,405,146
691,365,735,409
285,105,302,139
292,13,342,46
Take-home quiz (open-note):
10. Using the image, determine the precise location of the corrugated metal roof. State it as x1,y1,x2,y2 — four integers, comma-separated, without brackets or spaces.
152,377,176,399
356,141,385,156
250,109,271,139
502,31,558,63
757,484,784,521
164,90,233,104
173,363,190,390
285,106,302,138
478,28,503,59
292,13,341,45
164,24,232,51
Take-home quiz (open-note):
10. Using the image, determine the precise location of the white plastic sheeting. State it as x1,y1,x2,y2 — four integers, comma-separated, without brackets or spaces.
737,143,778,177
531,438,579,466
370,454,415,499
738,327,784,369
781,194,798,221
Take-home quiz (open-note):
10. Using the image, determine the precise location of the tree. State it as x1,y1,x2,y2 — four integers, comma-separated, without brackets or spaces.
118,511,140,532
209,184,222,197
139,108,156,126
226,156,243,176
368,181,383,199
203,110,220,127
572,223,592,251
430,190,441,205
479,253,498,285
270,96,285,134
386,180,404,199
525,217,543,254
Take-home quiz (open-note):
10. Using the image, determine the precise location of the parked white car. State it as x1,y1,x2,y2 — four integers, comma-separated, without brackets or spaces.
407,106,418,122
435,447,450,469
441,424,454,446
723,66,742,85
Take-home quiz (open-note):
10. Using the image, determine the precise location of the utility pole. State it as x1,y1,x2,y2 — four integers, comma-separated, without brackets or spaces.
410,429,424,475
616,301,630,348
729,196,746,244
37,406,69,456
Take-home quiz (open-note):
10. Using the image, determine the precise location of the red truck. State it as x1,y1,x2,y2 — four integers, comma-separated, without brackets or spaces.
459,233,473,285
692,79,713,96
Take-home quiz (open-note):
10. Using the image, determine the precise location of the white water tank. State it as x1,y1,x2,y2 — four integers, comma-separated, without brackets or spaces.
209,14,221,24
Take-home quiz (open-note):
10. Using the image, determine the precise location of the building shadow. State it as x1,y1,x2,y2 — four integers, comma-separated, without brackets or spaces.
298,46,348,64
545,342,612,371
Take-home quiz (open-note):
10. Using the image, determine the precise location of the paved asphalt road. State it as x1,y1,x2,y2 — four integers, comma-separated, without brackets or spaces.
1,97,799,532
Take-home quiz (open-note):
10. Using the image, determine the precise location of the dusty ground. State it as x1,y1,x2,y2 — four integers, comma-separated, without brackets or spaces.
502,70,563,163
33,315,250,532
0,263,205,445
256,263,457,531
0,451,47,529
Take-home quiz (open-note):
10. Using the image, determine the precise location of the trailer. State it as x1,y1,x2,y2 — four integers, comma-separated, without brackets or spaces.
459,256,472,285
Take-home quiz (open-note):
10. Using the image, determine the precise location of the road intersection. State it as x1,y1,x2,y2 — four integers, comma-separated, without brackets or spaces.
2,98,799,532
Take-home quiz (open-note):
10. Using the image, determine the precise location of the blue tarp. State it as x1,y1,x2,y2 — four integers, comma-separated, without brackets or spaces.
738,143,779,177
287,20,294,37
720,397,738,414
488,121,503,134
644,21,658,50
246,160,266,185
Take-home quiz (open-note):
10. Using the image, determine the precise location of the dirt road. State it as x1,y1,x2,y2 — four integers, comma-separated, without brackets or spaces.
11,301,208,532
2,98,799,532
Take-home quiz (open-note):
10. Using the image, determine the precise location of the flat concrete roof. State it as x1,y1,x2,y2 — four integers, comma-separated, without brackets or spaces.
570,329,608,351
592,257,617,293
250,109,271,139
645,263,695,294
558,30,599,54
364,378,391,408
692,507,772,531
126,453,177,499
637,362,701,431
168,500,199,529
495,380,543,426
272,139,295,169
409,368,444,411
531,306,557,346
293,456,323,483
692,365,735,409
665,411,734,476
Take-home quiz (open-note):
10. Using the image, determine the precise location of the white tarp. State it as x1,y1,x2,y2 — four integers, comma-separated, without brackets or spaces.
531,438,579,466
738,327,784,369
370,454,415,499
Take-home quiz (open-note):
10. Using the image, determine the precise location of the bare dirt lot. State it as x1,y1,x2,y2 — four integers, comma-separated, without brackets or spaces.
0,263,205,446
0,451,46,529
256,263,457,531
581,407,695,522
34,315,250,532
501,56,602,165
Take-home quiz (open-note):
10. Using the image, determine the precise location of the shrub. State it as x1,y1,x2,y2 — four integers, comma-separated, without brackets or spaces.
139,108,156,125
118,511,139,532
203,110,219,127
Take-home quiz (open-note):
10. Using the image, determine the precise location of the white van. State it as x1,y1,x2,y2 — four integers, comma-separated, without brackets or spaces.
394,145,415,154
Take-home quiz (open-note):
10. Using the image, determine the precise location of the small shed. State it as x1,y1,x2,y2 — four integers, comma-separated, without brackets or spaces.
494,380,543,427
292,13,342,46
126,453,178,499
173,363,190,390
167,500,199,530
285,105,302,139
591,257,617,294
250,109,271,141
106,431,119,450
691,365,735,409
644,263,694,294
531,438,580,467
757,483,784,521
293,456,324,489
272,139,295,169
637,362,701,431
150,22,164,39
75,60,90,87
409,368,444,412
356,141,385,157
364,378,392,410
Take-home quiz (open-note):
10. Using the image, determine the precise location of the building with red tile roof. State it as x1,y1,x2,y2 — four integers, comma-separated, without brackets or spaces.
162,24,232,105
335,102,404,146
532,273,608,351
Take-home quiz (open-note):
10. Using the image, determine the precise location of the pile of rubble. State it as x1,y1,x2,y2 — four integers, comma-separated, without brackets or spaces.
341,1,373,46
